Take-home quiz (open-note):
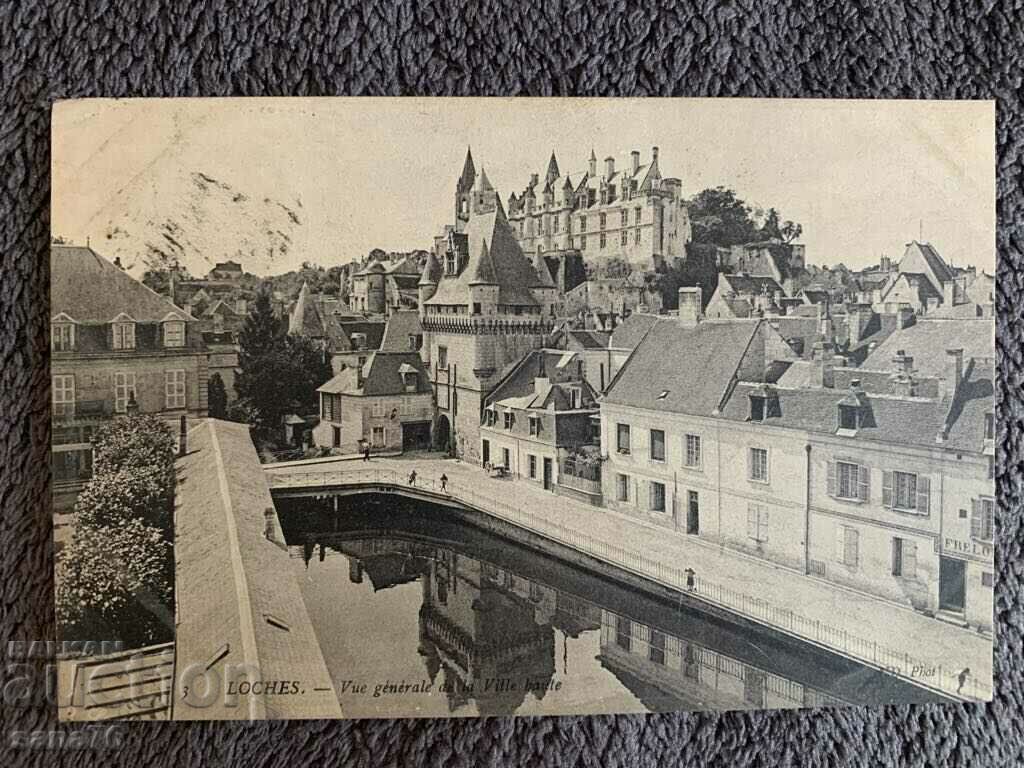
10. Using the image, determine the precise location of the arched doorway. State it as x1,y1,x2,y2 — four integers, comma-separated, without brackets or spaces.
434,415,451,453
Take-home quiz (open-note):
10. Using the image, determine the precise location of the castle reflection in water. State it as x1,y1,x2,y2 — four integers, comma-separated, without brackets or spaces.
284,496,881,718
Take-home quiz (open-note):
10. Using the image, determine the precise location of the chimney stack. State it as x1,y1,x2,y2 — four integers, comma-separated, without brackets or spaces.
651,146,659,165
811,341,835,388
892,349,914,375
943,280,956,307
677,287,702,327
631,150,640,174
605,156,615,178
943,348,964,400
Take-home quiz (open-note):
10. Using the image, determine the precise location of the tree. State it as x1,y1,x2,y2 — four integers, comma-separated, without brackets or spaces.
237,288,282,375
688,187,760,247
759,207,803,244
208,373,228,419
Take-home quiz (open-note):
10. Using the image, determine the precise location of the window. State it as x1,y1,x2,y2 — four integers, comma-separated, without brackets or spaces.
985,412,994,440
528,455,537,479
883,471,929,514
634,228,641,244
988,455,995,480
650,429,665,462
748,447,769,482
828,460,869,501
747,504,769,542
112,321,136,350
615,615,631,651
322,394,335,422
356,356,367,387
553,216,560,233
579,216,587,231
163,320,186,348
616,423,631,454
529,415,540,436
838,404,859,431
371,426,386,447
634,206,641,224
581,235,587,250
616,473,630,502
472,302,482,315
502,447,510,468
52,374,75,417
649,481,666,512
620,210,628,227
52,323,75,352
599,233,606,249
684,434,701,468
621,230,628,246
113,372,136,413
971,497,994,542
892,537,917,578
370,401,384,418
332,426,341,448
648,630,666,665
503,411,514,430
437,346,448,369
982,572,994,588
165,370,186,409
836,525,859,568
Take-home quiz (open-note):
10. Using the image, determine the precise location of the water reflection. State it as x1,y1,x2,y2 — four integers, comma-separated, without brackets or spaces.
278,494,939,718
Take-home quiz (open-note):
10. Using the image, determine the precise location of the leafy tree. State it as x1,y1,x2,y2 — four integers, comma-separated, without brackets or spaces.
688,187,760,247
92,415,177,498
759,207,803,244
208,373,228,419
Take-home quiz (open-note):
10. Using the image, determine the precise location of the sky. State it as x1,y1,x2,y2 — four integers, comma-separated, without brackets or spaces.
52,97,996,275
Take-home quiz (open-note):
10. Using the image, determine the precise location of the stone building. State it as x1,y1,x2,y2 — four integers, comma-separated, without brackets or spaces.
498,147,691,271
600,296,993,633
51,245,208,494
421,181,558,461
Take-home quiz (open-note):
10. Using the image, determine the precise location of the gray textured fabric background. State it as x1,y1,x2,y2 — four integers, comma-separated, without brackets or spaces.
2,2,1022,766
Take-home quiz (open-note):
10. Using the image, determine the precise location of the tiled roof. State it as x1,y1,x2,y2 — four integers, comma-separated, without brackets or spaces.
426,202,543,307
900,240,953,286
51,245,195,322
567,330,611,349
943,358,994,451
379,310,424,352
862,319,994,378
723,274,783,296
603,319,763,416
317,351,431,397
609,313,658,350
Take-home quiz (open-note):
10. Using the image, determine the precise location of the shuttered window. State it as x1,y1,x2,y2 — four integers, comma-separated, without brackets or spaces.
892,537,917,578
164,370,186,409
836,526,859,568
113,372,136,413
882,470,930,514
649,481,666,512
747,504,769,542
827,460,870,501
971,497,995,542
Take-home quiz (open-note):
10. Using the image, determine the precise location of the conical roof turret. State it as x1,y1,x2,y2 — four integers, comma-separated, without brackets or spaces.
469,239,498,285
531,248,556,289
457,147,476,192
545,151,560,184
474,166,493,192
418,250,443,286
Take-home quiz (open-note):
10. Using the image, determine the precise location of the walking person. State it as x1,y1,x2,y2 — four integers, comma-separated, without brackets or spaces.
685,567,696,592
440,473,448,493
408,469,417,487
957,667,971,695
362,442,371,462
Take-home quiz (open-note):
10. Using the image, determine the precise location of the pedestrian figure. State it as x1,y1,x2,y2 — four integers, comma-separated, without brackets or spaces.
685,567,696,591
440,473,448,492
957,667,971,694
362,443,371,462
408,469,417,487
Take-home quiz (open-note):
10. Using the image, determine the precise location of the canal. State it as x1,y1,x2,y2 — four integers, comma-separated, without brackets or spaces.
274,492,946,718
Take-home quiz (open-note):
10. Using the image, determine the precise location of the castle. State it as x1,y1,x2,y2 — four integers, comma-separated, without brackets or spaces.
420,159,558,461
501,147,693,271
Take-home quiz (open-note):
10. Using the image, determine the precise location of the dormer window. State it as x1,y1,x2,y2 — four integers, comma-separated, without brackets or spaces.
163,317,186,348
52,315,76,351
111,314,136,350
528,414,541,436
838,404,860,431
985,412,994,440
503,411,514,430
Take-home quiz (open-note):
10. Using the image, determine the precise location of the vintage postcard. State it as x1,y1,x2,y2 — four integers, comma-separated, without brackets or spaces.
50,97,995,721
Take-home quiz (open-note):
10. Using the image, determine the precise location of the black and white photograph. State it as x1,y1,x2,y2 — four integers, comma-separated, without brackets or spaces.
49,97,995,721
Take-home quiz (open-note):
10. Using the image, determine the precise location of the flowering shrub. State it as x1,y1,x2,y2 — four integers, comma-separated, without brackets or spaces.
56,414,177,646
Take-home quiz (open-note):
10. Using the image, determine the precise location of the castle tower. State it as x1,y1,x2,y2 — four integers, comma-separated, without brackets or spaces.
418,250,442,317
544,151,560,185
530,246,557,316
468,239,499,317
472,166,498,216
455,147,476,230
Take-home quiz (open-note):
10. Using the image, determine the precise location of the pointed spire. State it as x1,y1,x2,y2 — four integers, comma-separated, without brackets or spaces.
545,151,560,184
290,281,321,335
457,147,476,192
475,166,493,192
563,175,574,190
469,239,498,285
532,248,556,289
589,148,597,161
419,250,443,286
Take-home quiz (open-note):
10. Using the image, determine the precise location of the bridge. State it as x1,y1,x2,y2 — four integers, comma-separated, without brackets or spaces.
268,456,990,703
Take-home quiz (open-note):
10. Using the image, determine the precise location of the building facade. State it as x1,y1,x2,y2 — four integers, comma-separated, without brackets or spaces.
600,296,993,633
498,147,691,271
51,246,208,496
421,178,558,462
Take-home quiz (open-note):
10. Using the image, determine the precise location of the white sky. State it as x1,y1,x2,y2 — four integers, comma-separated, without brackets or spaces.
52,97,995,274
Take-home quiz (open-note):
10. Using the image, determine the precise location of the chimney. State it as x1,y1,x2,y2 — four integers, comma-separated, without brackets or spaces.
892,349,914,375
631,150,640,174
811,341,835,388
942,280,956,306
535,376,550,394
942,348,964,400
896,306,914,329
588,150,597,177
605,156,615,178
677,287,702,327
651,146,659,165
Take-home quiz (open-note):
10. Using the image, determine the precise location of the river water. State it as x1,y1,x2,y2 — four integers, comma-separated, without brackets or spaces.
274,492,942,718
